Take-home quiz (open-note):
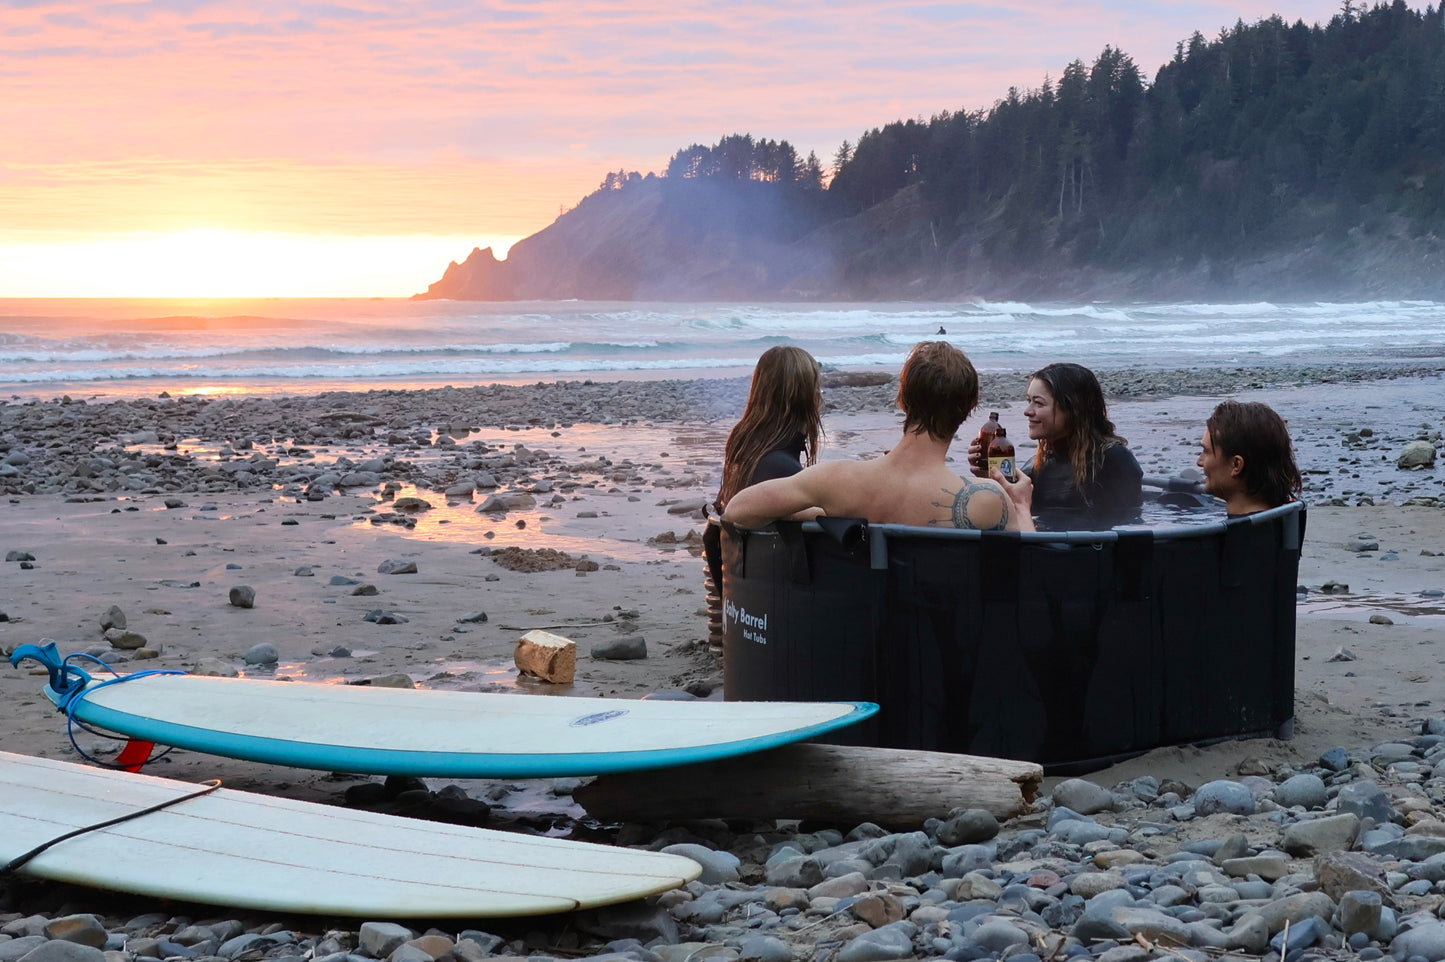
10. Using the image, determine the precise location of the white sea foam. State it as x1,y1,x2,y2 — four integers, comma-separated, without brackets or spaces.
1,297,1443,391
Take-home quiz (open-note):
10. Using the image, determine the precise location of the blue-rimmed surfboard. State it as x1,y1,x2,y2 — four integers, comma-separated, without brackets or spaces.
0,750,700,916
11,644,876,778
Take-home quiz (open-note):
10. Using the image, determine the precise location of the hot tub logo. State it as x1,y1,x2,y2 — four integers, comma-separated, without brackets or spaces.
723,599,769,645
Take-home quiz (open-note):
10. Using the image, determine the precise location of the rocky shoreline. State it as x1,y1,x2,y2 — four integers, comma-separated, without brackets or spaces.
7,717,1445,962
2,360,1442,501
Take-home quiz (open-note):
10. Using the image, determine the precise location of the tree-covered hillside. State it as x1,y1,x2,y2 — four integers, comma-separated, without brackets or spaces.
421,2,1445,301
828,0,1445,274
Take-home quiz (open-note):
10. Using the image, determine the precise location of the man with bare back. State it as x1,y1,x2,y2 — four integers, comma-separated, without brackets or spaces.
723,341,1027,532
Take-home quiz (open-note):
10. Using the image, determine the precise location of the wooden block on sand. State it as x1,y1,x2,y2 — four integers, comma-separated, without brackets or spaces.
514,629,576,684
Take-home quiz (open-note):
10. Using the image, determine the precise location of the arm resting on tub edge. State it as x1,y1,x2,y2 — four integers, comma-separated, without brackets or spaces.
723,463,845,528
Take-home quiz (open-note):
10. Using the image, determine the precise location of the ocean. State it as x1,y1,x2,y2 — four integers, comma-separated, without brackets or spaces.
2,297,1445,398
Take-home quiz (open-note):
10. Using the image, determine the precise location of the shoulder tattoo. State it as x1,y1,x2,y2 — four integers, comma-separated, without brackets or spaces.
932,479,1010,530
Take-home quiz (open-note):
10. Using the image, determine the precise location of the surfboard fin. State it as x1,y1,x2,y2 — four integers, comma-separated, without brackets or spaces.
115,739,156,773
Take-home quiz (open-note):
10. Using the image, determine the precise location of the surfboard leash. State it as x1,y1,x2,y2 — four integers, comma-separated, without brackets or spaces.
0,779,222,877
10,643,187,769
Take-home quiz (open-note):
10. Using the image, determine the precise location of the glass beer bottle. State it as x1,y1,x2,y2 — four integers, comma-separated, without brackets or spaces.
987,426,1016,481
973,411,1001,477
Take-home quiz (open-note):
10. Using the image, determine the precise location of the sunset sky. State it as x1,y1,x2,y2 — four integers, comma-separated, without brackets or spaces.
3,0,1361,298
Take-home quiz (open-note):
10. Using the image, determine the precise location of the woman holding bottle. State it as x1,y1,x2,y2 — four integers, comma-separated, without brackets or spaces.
976,362,1142,530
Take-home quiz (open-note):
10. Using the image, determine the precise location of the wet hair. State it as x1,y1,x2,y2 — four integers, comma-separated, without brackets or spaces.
1030,362,1126,490
718,346,823,505
1206,400,1302,508
898,341,979,443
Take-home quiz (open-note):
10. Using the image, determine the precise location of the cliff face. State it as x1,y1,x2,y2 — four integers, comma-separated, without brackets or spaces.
418,179,1445,302
420,178,840,301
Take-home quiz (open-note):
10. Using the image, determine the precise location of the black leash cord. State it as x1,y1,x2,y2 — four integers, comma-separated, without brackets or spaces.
1,779,222,876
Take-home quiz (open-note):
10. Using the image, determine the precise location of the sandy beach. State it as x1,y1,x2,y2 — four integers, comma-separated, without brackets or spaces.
2,362,1444,952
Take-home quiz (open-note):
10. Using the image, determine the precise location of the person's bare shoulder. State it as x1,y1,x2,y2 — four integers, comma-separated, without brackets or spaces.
929,473,1012,531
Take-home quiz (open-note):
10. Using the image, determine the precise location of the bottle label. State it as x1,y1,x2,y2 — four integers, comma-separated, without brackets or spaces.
988,455,1015,481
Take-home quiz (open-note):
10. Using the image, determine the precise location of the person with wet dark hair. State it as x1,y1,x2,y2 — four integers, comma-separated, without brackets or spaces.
725,341,1026,531
1197,400,1302,515
985,362,1142,530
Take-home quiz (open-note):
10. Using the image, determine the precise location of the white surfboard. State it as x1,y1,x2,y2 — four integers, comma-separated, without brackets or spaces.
14,644,876,777
0,751,700,917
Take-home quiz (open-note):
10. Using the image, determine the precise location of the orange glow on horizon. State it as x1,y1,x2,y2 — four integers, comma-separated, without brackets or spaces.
0,230,517,298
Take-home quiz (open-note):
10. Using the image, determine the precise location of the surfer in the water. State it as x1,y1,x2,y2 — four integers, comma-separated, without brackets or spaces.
724,341,1027,531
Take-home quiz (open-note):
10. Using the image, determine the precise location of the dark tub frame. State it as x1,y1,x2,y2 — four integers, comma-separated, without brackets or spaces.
714,501,1305,770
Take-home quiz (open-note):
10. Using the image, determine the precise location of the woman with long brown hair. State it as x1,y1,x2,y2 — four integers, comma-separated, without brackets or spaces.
716,345,824,507
984,362,1142,529
705,347,824,652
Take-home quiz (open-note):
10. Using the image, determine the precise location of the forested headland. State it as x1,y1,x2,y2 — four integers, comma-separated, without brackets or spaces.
421,1,1445,302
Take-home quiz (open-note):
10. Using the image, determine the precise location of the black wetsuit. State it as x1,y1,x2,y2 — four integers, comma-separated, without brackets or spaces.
748,436,808,487
1026,443,1143,530
706,435,808,587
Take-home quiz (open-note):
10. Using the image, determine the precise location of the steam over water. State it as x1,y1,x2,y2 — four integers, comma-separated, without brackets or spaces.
3,298,1445,397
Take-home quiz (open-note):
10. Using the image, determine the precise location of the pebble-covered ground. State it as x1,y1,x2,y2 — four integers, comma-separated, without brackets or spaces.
7,718,1445,962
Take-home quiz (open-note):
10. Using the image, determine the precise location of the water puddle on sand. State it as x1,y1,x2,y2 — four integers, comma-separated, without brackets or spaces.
349,480,706,565
254,658,604,697
1297,589,1445,625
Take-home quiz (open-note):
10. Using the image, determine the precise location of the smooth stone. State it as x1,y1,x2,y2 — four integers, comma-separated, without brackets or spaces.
659,844,739,884
11,944,107,962
1233,891,1336,936
1274,773,1328,809
242,642,278,665
1269,915,1324,952
836,922,916,962
1051,779,1116,815
936,808,1000,845
764,854,822,888
357,925,415,960
1398,440,1437,468
1193,780,1256,816
1108,907,1191,944
592,637,647,660
1212,833,1250,864
969,920,1030,953
1337,782,1394,824
228,585,255,608
42,917,106,949
104,628,148,650
1070,872,1126,898
734,936,792,962
1284,813,1361,857
1391,921,1445,961
1368,835,1445,860
1051,819,1115,845
377,559,418,574
1226,915,1271,954
1221,855,1290,881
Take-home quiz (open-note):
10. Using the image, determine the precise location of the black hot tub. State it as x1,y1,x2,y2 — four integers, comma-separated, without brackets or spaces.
713,499,1305,770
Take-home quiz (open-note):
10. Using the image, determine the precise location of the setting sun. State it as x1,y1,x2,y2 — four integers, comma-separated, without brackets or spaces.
0,231,515,298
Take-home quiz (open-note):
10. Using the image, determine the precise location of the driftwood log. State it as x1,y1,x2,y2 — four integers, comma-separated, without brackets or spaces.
574,743,1042,830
